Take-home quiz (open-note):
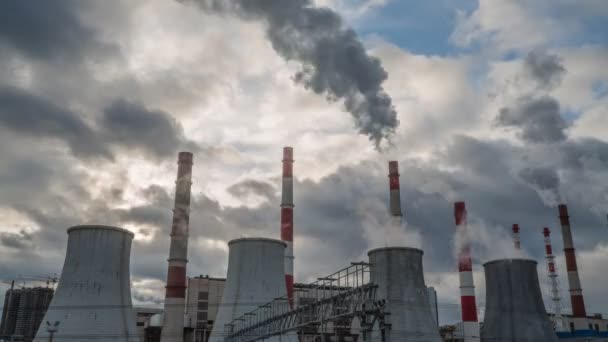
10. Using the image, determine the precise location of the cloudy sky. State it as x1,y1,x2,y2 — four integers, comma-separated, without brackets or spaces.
0,0,607,325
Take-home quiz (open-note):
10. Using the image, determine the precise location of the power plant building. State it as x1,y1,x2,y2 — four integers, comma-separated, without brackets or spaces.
185,276,226,342
2,149,606,342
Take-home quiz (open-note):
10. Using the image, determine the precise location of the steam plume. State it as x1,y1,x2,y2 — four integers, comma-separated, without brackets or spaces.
518,167,561,206
183,0,399,148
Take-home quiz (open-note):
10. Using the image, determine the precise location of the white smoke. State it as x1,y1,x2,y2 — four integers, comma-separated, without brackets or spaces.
358,198,422,250
453,217,528,264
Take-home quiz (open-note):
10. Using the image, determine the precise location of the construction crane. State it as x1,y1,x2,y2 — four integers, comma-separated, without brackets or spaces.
19,274,59,289
2,280,25,290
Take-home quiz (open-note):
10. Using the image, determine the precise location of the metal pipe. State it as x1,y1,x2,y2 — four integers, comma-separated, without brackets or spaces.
161,152,194,342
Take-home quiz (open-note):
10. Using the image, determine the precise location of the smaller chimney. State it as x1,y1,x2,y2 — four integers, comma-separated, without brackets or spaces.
543,227,564,331
388,161,403,218
512,224,521,250
557,204,587,323
454,202,480,342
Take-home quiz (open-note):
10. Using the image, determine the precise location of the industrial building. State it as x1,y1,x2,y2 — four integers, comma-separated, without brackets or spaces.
185,276,226,342
0,149,604,342
0,286,53,342
134,308,163,342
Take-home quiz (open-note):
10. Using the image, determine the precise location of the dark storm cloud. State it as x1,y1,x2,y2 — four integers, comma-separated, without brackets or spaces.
184,0,398,148
101,99,198,159
519,167,560,190
0,86,198,160
0,230,33,249
227,179,277,202
524,50,566,90
497,96,569,143
443,135,512,175
0,0,114,62
141,185,173,205
518,167,561,206
0,86,111,158
561,138,608,171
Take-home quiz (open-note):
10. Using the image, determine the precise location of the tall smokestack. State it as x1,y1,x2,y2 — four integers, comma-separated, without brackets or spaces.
388,161,403,220
512,224,521,250
161,152,193,342
557,204,587,325
454,202,480,342
543,227,564,331
281,147,295,308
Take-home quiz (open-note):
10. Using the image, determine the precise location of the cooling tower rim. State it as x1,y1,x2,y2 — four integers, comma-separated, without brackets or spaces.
67,225,135,237
483,258,537,267
367,246,423,256
228,237,287,247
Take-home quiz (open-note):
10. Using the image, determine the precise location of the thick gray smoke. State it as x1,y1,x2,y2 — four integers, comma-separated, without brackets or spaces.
518,167,561,206
184,0,399,148
524,50,566,90
497,96,569,144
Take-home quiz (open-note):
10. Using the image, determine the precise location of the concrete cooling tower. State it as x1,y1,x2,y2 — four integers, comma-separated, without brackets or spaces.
209,238,296,342
368,247,442,342
34,225,138,342
481,259,558,342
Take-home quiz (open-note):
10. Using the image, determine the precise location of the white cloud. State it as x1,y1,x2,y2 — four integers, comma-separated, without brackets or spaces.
451,0,568,53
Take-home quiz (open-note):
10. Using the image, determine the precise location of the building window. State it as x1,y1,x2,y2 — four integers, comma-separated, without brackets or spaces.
570,322,575,333
137,322,144,327
197,311,208,322
198,301,208,310
198,291,209,300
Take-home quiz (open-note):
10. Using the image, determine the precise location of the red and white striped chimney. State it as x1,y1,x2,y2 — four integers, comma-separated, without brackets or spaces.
454,202,480,342
512,224,521,250
281,147,295,308
161,152,193,342
543,227,564,330
388,161,403,220
558,204,587,324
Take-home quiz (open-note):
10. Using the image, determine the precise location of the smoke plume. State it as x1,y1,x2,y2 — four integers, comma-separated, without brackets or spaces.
518,167,561,206
523,50,566,90
496,96,569,144
183,0,399,148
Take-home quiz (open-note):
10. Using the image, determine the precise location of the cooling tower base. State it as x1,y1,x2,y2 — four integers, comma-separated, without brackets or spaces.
34,226,138,342
368,247,442,342
481,259,558,342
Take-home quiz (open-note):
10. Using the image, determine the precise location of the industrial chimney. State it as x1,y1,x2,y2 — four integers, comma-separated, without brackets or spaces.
543,227,564,331
512,224,521,250
209,238,295,342
388,161,403,220
161,152,193,342
34,226,138,342
557,204,588,331
368,247,442,342
454,202,480,342
481,259,558,342
281,147,295,308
